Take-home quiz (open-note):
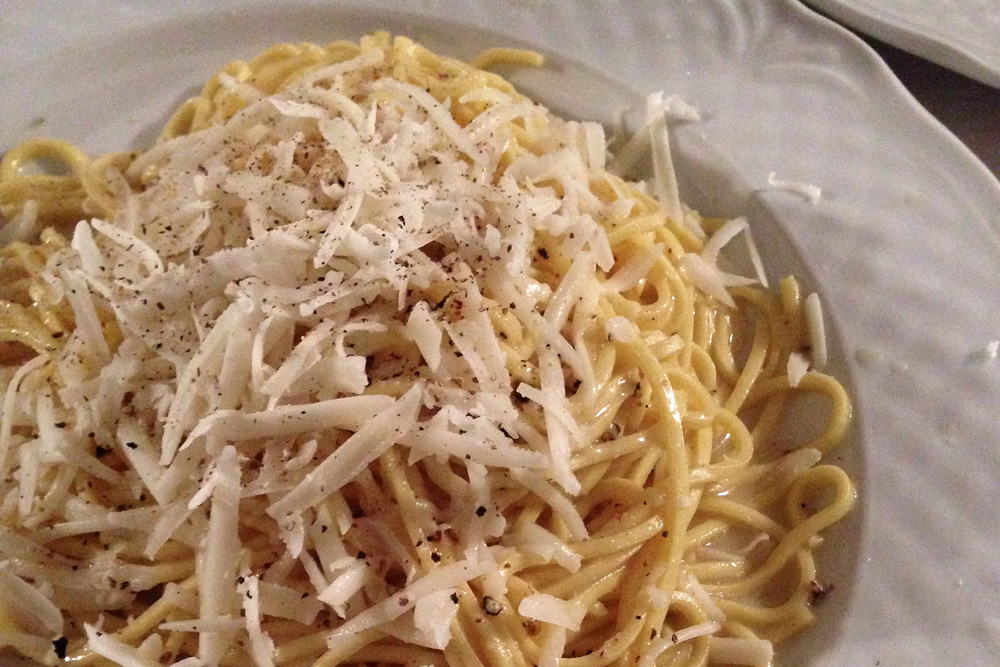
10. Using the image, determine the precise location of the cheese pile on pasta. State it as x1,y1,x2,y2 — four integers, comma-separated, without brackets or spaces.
0,33,854,667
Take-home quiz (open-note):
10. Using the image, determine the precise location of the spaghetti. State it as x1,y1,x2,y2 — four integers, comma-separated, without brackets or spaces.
0,33,854,667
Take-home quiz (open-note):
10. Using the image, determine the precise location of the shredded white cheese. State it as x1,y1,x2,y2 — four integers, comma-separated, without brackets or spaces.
805,292,828,370
766,172,822,204
266,385,421,519
239,574,277,667
605,316,639,343
708,636,775,665
639,622,722,667
786,351,810,388
0,571,63,637
198,446,242,665
645,93,684,228
413,588,460,649
505,522,582,573
517,593,586,631
678,217,764,308
85,625,161,667
326,559,491,651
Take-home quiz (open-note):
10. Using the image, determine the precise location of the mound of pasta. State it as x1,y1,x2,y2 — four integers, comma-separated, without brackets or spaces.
0,33,854,667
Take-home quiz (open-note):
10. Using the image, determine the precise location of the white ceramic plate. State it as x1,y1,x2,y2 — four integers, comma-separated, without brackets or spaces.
804,0,1000,86
2,1,999,665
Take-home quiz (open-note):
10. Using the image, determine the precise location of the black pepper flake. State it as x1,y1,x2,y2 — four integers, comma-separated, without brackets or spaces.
54,422,67,429
475,506,487,517
671,633,678,643
661,531,669,538
450,592,459,604
125,442,138,450
430,552,441,563
481,596,503,616
94,445,111,458
537,247,549,259
52,637,68,659
237,576,245,584
357,551,366,559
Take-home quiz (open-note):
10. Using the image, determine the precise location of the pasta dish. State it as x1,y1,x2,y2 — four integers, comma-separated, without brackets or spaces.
0,33,854,666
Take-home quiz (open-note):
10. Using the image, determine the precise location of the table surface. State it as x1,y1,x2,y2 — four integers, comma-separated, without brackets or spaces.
829,25,1000,180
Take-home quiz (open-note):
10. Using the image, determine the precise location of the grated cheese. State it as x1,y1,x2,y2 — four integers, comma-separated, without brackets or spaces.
0,355,47,478
183,394,393,446
413,588,460,649
198,446,242,665
683,574,725,623
638,622,722,667
766,172,822,204
405,301,443,371
504,522,581,573
257,580,323,625
805,292,828,370
239,574,277,667
317,559,368,615
267,384,421,519
679,216,765,308
605,316,639,343
517,593,586,631
786,351,810,388
0,571,63,637
326,558,491,651
708,636,775,665
85,624,162,667
512,470,587,541
645,93,684,228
